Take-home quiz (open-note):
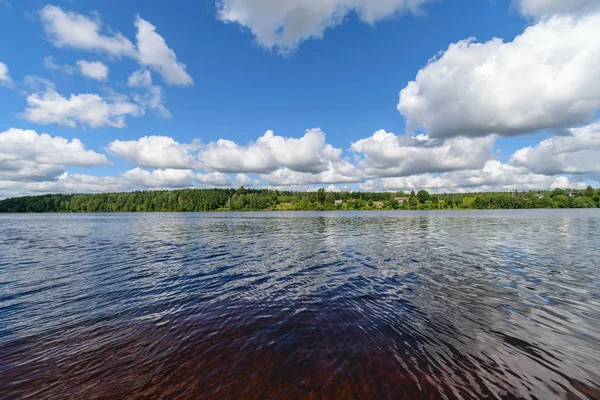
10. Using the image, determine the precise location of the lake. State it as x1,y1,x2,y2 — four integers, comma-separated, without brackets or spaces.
0,210,599,399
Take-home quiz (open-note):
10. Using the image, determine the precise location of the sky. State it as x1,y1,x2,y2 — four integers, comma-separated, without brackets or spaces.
1,0,599,198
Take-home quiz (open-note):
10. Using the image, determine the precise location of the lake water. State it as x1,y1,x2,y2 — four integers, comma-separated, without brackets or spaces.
0,210,599,399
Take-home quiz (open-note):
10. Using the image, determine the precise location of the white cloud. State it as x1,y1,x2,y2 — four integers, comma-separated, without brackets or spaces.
4,120,598,196
217,0,434,54
0,173,123,198
351,130,494,177
261,159,360,186
128,69,152,88
0,62,13,87
510,122,600,175
197,171,233,187
122,167,195,188
368,160,586,192
516,0,600,19
109,129,344,176
0,128,110,167
104,129,357,187
202,138,275,173
127,70,170,119
76,60,109,81
22,87,144,128
398,13,600,139
43,56,75,74
134,16,193,86
357,180,383,192
325,184,351,192
235,173,258,187
23,75,56,91
261,128,341,173
0,158,63,183
0,128,110,182
108,136,199,169
201,128,341,173
0,168,237,198
39,6,193,87
132,85,171,119
39,5,136,57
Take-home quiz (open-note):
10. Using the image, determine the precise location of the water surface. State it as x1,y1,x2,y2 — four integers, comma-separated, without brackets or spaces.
1,210,599,399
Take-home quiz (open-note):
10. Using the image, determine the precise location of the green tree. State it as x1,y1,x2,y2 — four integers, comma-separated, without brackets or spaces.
417,190,431,203
585,185,595,197
325,192,335,204
409,196,419,208
473,196,489,209
317,188,326,203
2,187,598,213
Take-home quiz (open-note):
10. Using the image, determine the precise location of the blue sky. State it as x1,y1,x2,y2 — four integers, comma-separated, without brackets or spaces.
1,0,599,197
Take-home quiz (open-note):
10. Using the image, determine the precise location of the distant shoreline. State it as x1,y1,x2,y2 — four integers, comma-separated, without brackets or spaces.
1,187,598,213
3,209,600,215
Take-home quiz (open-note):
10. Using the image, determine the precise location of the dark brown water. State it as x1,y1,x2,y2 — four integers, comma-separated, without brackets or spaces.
1,210,599,399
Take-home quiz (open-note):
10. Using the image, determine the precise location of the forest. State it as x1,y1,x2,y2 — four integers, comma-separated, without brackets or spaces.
0,186,598,213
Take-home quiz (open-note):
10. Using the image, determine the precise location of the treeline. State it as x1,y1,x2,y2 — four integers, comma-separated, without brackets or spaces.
0,187,598,213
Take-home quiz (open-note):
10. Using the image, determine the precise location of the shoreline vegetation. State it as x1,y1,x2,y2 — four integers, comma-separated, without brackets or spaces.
0,187,598,213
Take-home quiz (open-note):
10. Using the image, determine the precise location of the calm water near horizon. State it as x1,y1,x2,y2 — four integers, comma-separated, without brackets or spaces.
1,210,599,399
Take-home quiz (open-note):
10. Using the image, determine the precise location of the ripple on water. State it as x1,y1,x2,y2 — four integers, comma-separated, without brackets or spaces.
0,210,599,399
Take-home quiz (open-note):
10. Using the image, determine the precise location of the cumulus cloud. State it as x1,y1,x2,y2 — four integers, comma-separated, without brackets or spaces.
1,168,237,198
39,5,192,86
21,87,144,128
0,62,13,87
235,173,259,187
0,173,123,199
134,16,193,86
122,167,196,188
1,168,244,199
324,184,351,192
76,60,109,81
197,171,233,187
510,122,600,175
43,56,75,74
107,129,356,188
398,13,600,139
0,128,110,182
261,159,360,186
39,5,136,57
3,123,598,196
108,136,199,169
128,69,152,88
351,130,494,177
365,160,586,192
201,128,341,173
202,138,275,173
0,128,110,167
516,0,600,19
217,0,434,54
108,129,344,176
0,160,63,183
